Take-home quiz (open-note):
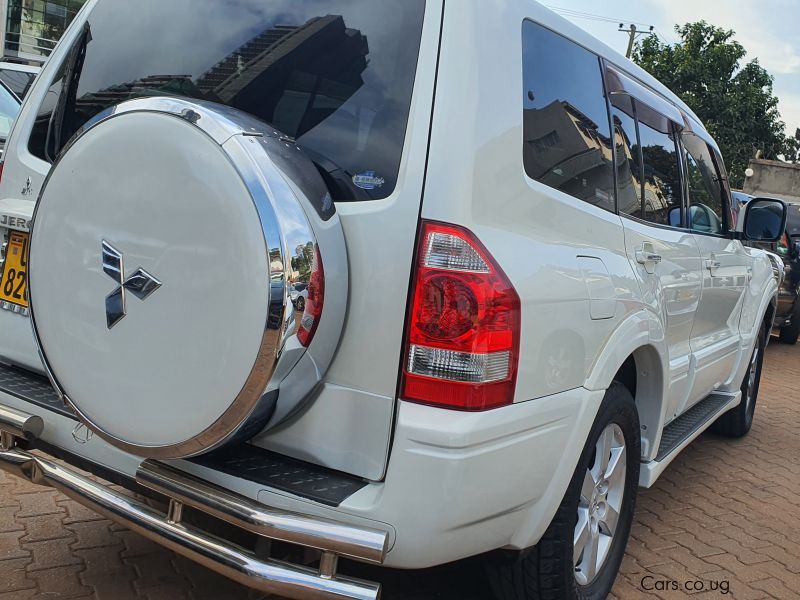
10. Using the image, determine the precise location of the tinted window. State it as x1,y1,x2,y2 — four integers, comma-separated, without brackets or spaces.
611,95,643,218
0,82,20,141
683,133,725,234
0,69,36,98
637,105,682,227
522,21,615,212
26,0,426,201
29,64,65,162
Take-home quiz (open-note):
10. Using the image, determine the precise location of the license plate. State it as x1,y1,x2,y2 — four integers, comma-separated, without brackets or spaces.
0,231,28,308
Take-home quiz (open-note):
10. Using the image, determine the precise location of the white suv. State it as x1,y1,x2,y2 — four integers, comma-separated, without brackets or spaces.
0,2,787,600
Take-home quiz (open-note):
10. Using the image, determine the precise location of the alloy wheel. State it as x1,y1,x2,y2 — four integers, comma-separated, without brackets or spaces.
574,423,627,586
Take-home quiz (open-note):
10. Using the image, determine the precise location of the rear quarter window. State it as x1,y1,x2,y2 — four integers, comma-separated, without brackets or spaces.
522,20,615,212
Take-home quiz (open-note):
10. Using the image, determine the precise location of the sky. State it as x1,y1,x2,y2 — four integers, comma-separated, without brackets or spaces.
547,0,800,139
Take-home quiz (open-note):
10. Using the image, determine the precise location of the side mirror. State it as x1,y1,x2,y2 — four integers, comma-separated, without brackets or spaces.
794,241,800,259
668,206,682,228
743,198,787,243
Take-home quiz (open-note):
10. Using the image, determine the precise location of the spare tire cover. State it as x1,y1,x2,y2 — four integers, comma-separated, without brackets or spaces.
29,99,344,458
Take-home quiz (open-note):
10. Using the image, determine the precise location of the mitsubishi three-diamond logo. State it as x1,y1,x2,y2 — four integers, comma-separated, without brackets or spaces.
102,241,162,329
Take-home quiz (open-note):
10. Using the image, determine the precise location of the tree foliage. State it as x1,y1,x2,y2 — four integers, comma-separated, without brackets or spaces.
634,21,797,188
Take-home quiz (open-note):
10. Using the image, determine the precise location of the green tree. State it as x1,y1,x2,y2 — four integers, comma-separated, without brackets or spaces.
634,21,796,188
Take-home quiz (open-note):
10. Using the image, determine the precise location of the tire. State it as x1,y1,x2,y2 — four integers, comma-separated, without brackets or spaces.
486,383,640,600
779,301,800,344
296,296,306,312
712,326,765,437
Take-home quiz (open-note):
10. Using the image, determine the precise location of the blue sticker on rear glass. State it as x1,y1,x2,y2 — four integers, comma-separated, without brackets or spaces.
352,171,385,191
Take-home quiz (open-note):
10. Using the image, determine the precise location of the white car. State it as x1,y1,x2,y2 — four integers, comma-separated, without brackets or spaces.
0,2,787,600
289,282,309,312
0,60,40,99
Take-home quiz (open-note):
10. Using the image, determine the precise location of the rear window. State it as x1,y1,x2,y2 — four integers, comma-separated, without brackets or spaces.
0,69,36,99
29,0,426,201
0,82,20,141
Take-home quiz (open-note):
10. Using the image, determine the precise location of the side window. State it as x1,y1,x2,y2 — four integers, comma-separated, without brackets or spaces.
610,95,643,218
682,132,725,234
28,63,66,162
522,21,615,212
636,103,683,227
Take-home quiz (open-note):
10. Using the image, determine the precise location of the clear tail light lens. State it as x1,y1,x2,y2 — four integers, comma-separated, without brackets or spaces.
297,245,324,347
402,221,521,411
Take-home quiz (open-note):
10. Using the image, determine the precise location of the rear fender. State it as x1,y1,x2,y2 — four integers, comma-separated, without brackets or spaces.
583,310,667,461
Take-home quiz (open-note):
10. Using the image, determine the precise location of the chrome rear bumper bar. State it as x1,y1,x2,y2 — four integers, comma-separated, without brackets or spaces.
0,407,386,600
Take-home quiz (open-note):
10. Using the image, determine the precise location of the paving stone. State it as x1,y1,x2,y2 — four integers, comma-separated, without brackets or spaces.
24,538,82,572
27,564,92,598
0,557,35,594
19,512,75,543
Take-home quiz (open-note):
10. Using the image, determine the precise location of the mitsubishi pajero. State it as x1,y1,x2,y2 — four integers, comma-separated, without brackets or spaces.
0,2,788,599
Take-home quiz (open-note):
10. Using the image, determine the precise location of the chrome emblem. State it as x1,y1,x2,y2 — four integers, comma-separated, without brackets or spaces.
21,177,33,197
71,422,94,444
102,241,162,329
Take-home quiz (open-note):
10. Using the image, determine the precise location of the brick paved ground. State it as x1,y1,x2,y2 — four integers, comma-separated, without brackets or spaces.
1,340,798,599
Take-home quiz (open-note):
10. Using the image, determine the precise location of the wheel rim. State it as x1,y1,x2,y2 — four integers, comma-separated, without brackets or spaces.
744,340,760,417
574,423,627,586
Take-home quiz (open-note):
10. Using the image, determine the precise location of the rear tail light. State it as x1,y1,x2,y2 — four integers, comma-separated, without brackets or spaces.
0,162,4,183
402,221,520,411
297,245,324,347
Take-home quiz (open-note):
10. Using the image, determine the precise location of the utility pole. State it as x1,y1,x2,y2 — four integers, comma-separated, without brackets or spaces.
619,23,655,59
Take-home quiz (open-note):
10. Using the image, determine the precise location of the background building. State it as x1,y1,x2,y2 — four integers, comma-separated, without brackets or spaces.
0,0,86,62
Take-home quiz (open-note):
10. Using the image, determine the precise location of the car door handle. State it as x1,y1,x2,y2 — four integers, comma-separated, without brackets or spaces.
705,258,721,270
635,243,661,275
636,251,662,265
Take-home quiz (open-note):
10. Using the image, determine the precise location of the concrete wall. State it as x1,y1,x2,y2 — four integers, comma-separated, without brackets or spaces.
743,159,800,204
0,2,6,58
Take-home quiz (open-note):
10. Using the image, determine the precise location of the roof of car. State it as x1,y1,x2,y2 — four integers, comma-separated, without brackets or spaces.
0,61,41,74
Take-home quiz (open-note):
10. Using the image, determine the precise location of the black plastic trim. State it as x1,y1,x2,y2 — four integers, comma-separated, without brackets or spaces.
656,393,732,461
191,444,369,507
0,362,76,419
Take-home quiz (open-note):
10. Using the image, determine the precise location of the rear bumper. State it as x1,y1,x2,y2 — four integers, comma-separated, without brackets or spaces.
0,406,387,600
0,381,601,576
365,388,603,567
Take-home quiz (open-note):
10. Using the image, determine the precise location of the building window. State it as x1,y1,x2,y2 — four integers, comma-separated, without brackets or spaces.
522,20,616,213
5,0,87,59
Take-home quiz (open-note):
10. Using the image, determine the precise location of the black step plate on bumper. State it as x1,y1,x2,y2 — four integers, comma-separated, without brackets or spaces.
0,362,75,419
192,444,369,507
0,361,367,507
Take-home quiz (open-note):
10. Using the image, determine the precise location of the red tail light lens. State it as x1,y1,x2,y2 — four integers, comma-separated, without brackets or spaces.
0,162,4,183
297,245,324,347
402,221,521,411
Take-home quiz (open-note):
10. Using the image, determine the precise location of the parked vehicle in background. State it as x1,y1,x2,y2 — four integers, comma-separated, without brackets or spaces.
0,60,41,99
289,282,309,312
0,79,21,155
0,2,789,600
735,191,800,344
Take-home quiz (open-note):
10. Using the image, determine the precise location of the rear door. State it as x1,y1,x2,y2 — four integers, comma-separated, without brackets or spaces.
609,85,703,423
683,132,751,406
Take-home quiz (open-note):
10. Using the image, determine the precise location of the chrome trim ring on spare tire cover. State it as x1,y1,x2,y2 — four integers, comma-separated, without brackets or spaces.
28,98,347,459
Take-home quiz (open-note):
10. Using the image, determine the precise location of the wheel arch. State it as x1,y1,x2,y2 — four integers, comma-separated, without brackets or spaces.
584,311,667,460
